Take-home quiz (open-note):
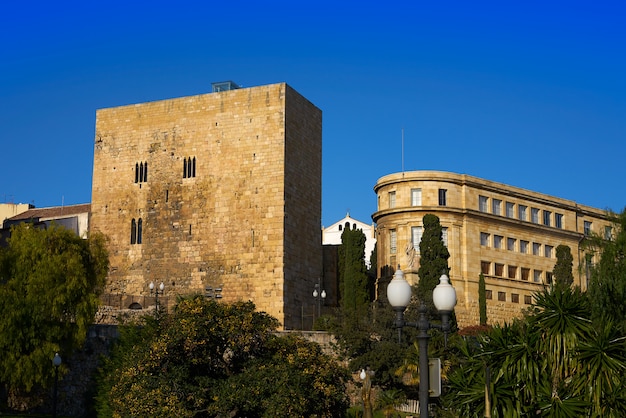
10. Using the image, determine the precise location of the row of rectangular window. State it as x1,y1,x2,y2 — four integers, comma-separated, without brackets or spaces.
485,289,533,305
387,188,447,209
481,260,553,283
478,195,564,229
480,232,554,257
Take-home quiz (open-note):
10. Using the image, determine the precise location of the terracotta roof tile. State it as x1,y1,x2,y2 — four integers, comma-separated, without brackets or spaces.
8,203,91,221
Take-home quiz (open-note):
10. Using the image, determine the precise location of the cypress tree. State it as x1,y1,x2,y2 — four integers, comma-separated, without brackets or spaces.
478,273,487,325
553,244,574,287
417,214,450,318
338,224,369,319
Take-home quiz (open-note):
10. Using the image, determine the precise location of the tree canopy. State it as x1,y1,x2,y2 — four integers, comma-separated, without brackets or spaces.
97,296,349,417
443,284,626,417
586,209,626,325
417,214,450,318
553,244,574,286
338,224,369,317
0,223,108,393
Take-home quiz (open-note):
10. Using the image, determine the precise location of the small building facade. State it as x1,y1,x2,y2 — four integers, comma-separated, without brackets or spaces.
2,203,90,239
373,171,612,327
322,213,376,267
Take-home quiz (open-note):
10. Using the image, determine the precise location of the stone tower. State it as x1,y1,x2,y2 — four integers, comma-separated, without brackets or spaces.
91,82,322,329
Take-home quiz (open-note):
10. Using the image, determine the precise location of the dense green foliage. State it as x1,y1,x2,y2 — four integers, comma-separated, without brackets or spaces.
586,209,626,325
368,243,378,300
553,244,574,286
442,284,626,417
416,214,450,318
96,296,349,417
478,273,487,325
339,224,370,317
0,223,108,393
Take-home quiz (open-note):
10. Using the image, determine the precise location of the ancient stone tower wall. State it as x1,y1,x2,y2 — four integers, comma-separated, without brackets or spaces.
91,83,322,329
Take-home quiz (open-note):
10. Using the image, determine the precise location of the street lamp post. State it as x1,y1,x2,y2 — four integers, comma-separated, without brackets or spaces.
387,266,457,418
149,281,165,312
312,278,326,319
52,352,62,418
360,368,374,418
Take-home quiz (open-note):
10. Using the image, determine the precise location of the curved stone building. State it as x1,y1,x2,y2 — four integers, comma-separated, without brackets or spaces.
373,171,612,327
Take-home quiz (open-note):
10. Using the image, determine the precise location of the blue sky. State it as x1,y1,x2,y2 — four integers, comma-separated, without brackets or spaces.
1,1,625,227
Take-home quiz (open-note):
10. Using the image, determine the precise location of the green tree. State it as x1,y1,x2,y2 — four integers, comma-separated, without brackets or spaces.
367,243,378,301
97,296,349,417
338,224,369,317
417,214,450,318
553,244,574,286
586,209,626,325
478,273,487,325
443,285,626,417
0,223,108,396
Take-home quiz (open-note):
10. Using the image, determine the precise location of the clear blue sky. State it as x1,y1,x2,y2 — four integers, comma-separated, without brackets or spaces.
2,1,625,227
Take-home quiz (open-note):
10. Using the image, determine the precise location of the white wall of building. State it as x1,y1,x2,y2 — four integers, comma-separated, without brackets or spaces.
322,213,376,267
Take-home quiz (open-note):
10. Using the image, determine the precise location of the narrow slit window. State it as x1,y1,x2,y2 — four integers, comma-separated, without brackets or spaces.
137,218,143,244
131,219,137,244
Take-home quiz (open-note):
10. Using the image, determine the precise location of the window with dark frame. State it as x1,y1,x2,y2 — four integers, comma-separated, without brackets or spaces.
521,268,530,281
492,199,501,215
130,218,143,245
183,157,197,178
584,221,592,236
506,202,514,218
481,261,491,275
495,263,504,276
135,162,148,183
555,213,563,229
518,205,527,221
438,189,447,206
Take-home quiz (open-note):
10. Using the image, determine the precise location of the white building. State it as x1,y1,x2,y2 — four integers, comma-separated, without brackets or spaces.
322,213,376,267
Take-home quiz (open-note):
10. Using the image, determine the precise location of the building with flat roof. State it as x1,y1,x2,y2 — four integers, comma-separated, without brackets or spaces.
373,171,612,327
91,82,322,329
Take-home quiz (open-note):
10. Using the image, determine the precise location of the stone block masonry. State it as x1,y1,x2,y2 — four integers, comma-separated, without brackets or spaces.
91,83,322,329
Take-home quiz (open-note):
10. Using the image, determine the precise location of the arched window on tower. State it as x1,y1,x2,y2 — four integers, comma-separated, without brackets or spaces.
131,219,137,244
135,162,148,183
137,218,143,244
183,157,197,178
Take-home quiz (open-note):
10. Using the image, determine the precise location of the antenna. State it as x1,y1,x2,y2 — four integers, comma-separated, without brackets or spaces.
401,128,405,173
